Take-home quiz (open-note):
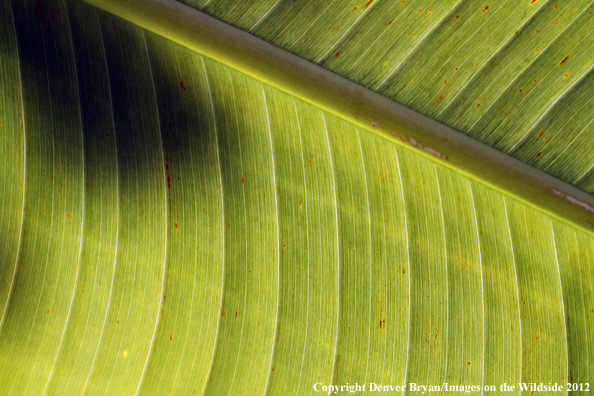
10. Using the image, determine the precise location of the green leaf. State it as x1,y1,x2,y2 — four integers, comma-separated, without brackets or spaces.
0,0,592,395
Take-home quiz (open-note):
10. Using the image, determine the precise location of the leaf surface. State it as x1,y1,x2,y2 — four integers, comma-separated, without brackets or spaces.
0,1,592,395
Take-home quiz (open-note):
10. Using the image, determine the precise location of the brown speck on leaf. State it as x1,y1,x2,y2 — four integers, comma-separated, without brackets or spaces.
242,176,245,184
170,331,173,341
402,268,405,274
530,0,538,4
175,222,178,229
180,80,186,91
560,55,570,65
117,321,120,324
418,8,422,13
535,152,542,158
308,159,312,165
428,9,432,15
444,80,447,84
477,103,481,108
68,212,71,218
334,51,340,57
365,0,374,8
221,311,225,316
208,227,211,232
47,309,50,314
235,311,238,318
388,19,394,25
455,14,460,19
352,3,360,11
167,175,171,189
564,72,571,78
228,223,230,230
538,129,544,138
468,361,471,365
483,5,489,12
299,202,302,208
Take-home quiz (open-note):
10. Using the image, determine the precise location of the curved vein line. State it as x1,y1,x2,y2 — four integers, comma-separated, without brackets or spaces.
576,235,590,383
133,30,169,396
468,183,485,396
437,0,554,118
200,57,226,396
262,87,281,396
502,197,522,388
331,2,410,76
153,46,187,393
250,0,284,32
550,224,569,383
393,147,410,396
81,10,120,395
317,0,382,63
0,0,26,333
375,0,465,91
545,115,594,173
294,102,310,396
575,162,594,185
464,1,594,135
42,2,86,392
323,114,341,390
167,47,198,394
433,165,448,388
224,70,248,396
10,15,56,395
508,57,594,152
355,130,373,386
412,0,517,111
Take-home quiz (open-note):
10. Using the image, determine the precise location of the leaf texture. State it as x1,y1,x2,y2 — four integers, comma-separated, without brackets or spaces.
178,0,594,195
0,1,592,395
